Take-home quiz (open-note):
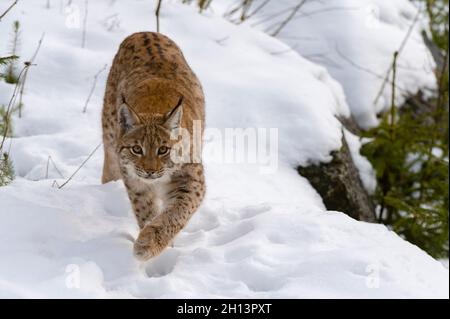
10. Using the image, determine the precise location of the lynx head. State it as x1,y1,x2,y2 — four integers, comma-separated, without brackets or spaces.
117,96,183,181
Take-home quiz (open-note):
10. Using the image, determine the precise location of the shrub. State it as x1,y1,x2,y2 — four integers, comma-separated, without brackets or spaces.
362,0,449,258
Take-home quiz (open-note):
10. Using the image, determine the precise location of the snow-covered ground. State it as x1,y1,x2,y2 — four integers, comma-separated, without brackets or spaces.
0,0,448,298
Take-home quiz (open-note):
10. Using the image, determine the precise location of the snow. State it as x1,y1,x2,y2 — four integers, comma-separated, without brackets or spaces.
0,0,448,298
211,0,437,129
344,130,377,194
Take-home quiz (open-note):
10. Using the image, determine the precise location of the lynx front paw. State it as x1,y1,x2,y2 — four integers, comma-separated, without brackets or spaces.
133,225,165,261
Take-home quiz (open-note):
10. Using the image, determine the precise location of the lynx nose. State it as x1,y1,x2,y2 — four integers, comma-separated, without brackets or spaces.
144,170,154,177
146,170,162,179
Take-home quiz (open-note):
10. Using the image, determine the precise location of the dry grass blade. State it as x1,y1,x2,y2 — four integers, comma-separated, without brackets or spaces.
57,142,102,189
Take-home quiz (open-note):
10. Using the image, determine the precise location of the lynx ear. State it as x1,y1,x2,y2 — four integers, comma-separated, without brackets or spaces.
163,97,184,131
118,102,140,133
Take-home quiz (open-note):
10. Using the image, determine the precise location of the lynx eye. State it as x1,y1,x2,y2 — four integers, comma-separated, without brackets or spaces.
130,145,143,155
158,146,169,156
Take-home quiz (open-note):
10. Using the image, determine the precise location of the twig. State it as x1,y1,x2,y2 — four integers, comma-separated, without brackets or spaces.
335,44,409,95
373,8,423,106
155,0,162,33
58,142,102,189
390,51,399,137
45,155,65,179
18,33,45,118
271,0,307,37
0,0,18,21
436,44,449,111
236,0,253,23
45,156,50,179
82,64,107,113
247,0,272,20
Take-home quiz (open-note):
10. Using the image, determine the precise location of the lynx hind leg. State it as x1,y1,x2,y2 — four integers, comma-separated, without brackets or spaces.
101,145,121,184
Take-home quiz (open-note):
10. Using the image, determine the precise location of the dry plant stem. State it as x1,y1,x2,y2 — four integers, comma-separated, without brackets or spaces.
390,51,398,139
247,0,272,20
271,0,307,37
1,34,43,151
45,156,50,179
82,64,107,113
335,45,408,96
224,0,250,19
379,51,398,223
45,155,65,179
58,142,102,189
156,0,162,33
0,0,18,21
373,8,422,106
18,34,45,118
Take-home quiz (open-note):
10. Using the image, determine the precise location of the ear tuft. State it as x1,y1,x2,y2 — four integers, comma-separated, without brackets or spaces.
163,97,184,131
119,103,137,133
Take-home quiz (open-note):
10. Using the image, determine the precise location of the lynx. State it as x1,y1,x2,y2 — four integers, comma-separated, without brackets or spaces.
101,32,205,261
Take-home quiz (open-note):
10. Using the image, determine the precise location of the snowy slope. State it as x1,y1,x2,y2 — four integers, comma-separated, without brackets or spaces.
211,0,437,129
0,0,448,298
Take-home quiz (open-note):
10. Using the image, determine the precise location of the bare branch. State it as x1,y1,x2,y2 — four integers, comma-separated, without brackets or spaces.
373,8,423,106
156,0,162,33
271,0,307,37
58,142,102,189
82,64,108,113
45,155,65,179
335,44,409,96
18,33,45,118
0,0,18,22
